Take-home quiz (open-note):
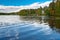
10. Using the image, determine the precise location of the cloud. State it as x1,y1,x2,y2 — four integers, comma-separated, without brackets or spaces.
0,1,52,13
0,5,21,13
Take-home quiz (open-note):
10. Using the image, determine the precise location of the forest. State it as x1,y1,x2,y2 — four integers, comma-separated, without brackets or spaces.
44,0,60,16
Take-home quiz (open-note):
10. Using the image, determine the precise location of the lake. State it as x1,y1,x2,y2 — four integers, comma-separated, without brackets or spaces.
0,15,60,40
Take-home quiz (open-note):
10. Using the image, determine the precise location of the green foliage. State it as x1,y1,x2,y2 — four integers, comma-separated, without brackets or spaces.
49,0,60,16
55,1,60,16
18,7,42,16
44,6,50,16
44,0,60,16
18,9,29,16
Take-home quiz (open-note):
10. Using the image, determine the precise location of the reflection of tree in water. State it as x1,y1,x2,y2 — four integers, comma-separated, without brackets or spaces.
48,16,55,28
48,16,60,33
20,16,42,23
20,16,49,24
20,16,60,31
39,16,49,24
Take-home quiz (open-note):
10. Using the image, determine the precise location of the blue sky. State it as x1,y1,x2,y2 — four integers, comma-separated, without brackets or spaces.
0,0,51,6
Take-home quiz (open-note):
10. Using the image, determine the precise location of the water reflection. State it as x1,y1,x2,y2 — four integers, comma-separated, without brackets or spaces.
48,16,60,33
0,15,60,40
20,16,60,33
20,16,48,24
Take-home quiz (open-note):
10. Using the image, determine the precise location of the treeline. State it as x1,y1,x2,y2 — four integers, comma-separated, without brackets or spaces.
44,0,60,16
17,7,42,16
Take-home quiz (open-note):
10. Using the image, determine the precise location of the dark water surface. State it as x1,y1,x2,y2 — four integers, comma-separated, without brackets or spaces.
0,16,60,40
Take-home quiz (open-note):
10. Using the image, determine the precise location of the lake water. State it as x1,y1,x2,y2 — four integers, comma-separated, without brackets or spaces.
0,15,60,40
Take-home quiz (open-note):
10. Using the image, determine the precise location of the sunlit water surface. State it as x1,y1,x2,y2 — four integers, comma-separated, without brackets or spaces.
0,15,60,40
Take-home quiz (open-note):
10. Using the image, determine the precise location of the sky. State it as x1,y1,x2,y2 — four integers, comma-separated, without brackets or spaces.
0,0,51,6
0,0,52,13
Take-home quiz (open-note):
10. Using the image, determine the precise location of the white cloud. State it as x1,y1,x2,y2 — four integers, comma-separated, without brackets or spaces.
0,1,52,13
